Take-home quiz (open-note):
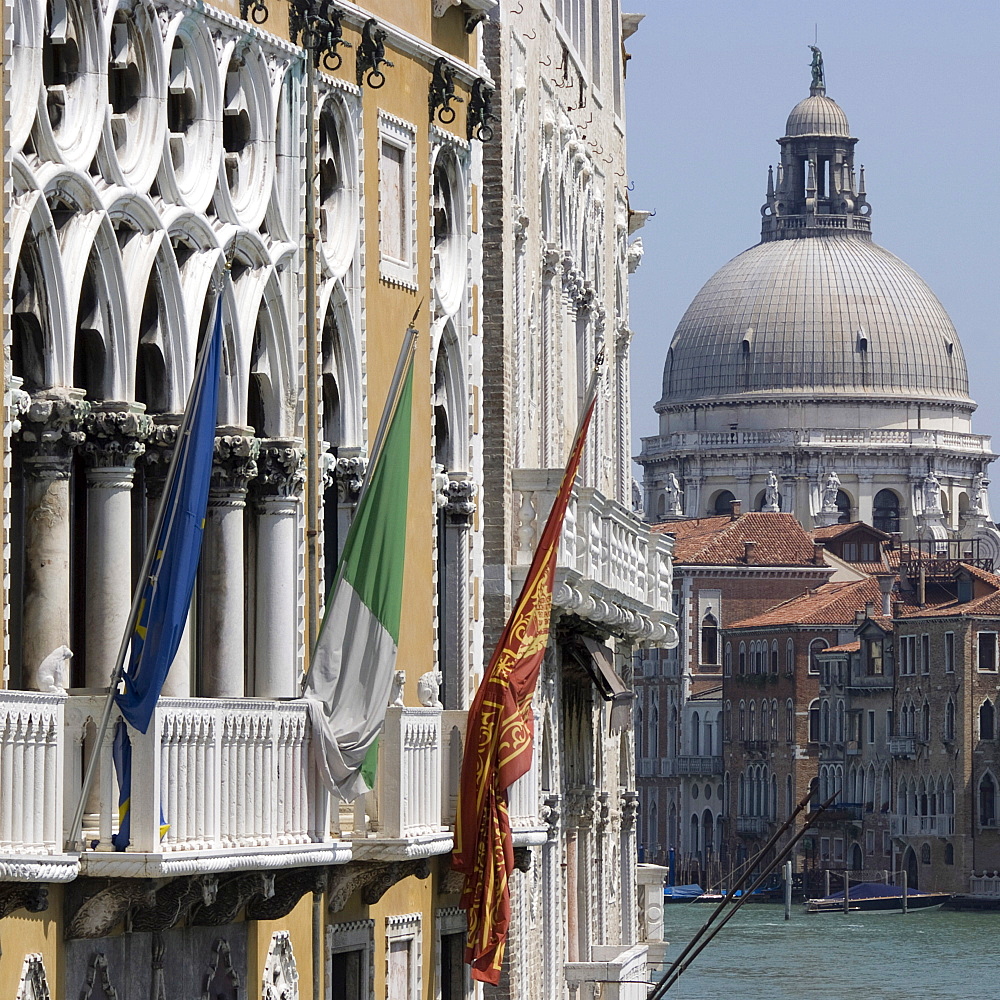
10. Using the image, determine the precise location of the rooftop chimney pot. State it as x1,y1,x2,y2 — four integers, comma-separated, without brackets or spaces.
730,499,742,519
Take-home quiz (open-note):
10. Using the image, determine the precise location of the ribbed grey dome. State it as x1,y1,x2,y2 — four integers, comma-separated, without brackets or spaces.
660,236,971,406
785,95,851,137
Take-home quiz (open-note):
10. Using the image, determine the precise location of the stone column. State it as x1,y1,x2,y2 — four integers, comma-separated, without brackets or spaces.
142,416,192,697
857,473,874,526
438,474,476,710
251,439,304,698
620,790,640,946
17,393,89,689
201,429,259,698
82,405,151,688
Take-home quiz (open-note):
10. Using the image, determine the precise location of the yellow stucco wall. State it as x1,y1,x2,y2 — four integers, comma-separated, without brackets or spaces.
0,888,63,1000
250,895,318,1000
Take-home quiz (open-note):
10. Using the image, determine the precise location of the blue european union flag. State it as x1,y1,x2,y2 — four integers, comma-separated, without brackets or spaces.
115,301,223,734
111,719,168,850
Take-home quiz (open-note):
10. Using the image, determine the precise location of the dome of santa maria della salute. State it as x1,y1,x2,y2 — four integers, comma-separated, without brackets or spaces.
662,235,971,406
639,50,998,550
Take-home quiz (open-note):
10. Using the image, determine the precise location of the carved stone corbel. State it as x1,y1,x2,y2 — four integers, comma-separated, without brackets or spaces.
361,859,431,906
131,875,219,932
327,862,377,915
245,867,327,921
190,871,274,926
65,879,157,940
0,882,48,919
512,847,533,873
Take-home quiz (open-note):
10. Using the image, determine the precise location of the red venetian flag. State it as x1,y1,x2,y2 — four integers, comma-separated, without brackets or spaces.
452,375,599,984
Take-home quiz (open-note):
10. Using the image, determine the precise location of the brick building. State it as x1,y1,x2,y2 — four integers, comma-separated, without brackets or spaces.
635,507,830,875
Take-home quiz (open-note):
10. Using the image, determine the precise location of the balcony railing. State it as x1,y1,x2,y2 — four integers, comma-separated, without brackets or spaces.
888,737,917,758
736,816,771,836
0,691,78,881
671,755,723,776
812,803,863,823
970,871,1000,896
512,472,674,643
64,695,348,874
889,814,955,837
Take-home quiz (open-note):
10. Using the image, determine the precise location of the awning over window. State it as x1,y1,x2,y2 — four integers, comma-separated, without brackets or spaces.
567,636,633,732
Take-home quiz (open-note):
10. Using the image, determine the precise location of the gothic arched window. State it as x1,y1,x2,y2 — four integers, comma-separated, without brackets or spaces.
979,773,996,827
980,699,995,741
701,612,719,665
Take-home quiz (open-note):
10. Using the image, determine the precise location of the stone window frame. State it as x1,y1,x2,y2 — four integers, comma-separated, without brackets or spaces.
977,631,998,672
327,918,375,999
944,631,955,673
435,906,472,1000
377,111,418,290
386,912,422,1000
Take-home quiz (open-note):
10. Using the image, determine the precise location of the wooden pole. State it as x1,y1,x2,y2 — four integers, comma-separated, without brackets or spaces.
784,860,792,920
901,869,908,914
825,868,830,897
843,871,850,914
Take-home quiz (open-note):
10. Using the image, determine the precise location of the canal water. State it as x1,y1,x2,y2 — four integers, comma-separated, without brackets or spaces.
655,902,996,999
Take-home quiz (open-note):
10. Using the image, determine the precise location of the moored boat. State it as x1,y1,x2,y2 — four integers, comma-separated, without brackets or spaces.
663,883,704,902
806,881,951,913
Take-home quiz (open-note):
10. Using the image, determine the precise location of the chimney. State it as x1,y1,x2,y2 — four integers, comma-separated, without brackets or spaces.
890,532,902,551
743,540,757,564
892,600,902,619
813,541,825,565
877,575,894,616
730,499,742,520
865,601,875,619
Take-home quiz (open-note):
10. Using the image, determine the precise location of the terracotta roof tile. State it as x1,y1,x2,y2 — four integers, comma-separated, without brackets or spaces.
726,578,887,629
899,568,1000,619
822,641,861,654
652,512,820,567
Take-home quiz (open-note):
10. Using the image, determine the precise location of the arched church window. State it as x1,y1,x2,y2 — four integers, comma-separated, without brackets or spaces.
713,490,736,515
873,489,900,533
835,490,852,524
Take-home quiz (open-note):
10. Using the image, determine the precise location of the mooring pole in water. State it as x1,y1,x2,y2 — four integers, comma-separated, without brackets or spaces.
843,871,850,914
784,860,792,920
825,868,830,897
901,870,908,914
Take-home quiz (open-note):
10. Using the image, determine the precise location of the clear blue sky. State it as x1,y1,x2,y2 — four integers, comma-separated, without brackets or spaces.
625,1,1000,505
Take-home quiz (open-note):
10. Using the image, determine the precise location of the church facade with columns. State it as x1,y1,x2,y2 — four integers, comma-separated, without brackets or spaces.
638,51,999,560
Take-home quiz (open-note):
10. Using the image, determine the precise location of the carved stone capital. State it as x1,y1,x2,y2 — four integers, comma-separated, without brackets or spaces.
334,454,367,504
7,375,31,435
142,415,183,499
542,246,562,279
84,405,152,471
596,790,611,832
622,789,640,829
567,785,597,828
444,476,476,521
211,430,260,497
540,793,561,838
253,438,305,502
19,393,90,477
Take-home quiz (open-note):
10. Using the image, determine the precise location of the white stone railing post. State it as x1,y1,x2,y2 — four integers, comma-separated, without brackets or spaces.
376,706,443,839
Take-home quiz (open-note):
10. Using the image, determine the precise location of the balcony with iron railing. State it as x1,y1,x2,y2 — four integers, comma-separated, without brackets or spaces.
736,815,771,837
888,736,917,758
671,755,724,776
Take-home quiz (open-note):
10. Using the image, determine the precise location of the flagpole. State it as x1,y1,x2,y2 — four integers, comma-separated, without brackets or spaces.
65,286,227,852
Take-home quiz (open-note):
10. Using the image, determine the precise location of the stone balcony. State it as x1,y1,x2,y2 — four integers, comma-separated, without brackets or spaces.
889,814,955,837
736,816,771,837
670,755,724,777
2,690,523,880
512,472,677,644
0,691,79,882
645,427,992,457
63,695,351,877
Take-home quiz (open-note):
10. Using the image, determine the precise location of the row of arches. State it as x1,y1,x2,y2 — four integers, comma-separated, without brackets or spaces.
706,485,904,530
727,698,794,744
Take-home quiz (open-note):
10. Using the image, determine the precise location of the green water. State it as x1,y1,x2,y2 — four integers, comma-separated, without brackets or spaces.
656,903,996,999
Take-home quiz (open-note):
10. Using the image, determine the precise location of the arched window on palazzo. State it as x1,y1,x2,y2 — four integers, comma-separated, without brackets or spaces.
979,773,996,827
701,612,719,665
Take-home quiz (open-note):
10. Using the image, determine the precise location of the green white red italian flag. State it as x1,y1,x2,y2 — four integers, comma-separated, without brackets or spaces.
304,353,414,800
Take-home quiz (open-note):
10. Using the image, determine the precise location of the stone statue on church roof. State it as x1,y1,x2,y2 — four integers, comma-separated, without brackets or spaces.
809,45,825,93
821,471,841,512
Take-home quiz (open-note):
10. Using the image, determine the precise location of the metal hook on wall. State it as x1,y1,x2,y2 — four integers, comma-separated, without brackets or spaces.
539,54,552,67
522,28,536,40
626,180,635,191
511,1,524,13
602,155,613,164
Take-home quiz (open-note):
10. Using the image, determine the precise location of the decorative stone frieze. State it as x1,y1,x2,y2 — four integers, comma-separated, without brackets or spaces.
190,871,275,926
